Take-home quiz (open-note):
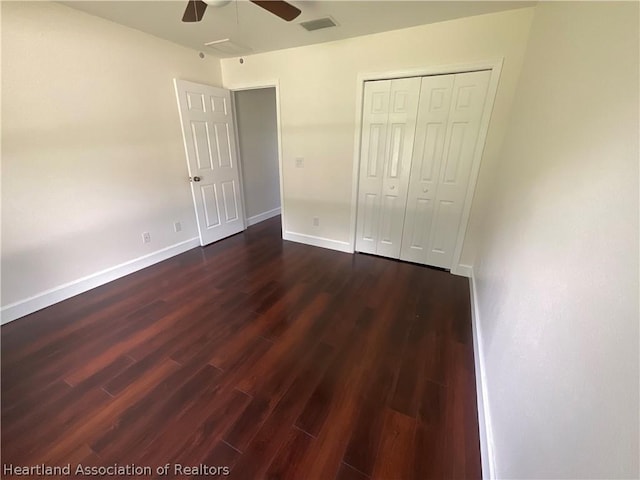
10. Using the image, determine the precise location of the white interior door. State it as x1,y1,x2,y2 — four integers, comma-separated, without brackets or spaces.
401,70,491,268
175,79,245,246
355,77,420,258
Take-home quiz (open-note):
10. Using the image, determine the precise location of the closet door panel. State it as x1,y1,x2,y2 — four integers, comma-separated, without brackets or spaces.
357,70,492,268
426,70,491,268
400,75,454,263
376,77,421,258
355,80,391,254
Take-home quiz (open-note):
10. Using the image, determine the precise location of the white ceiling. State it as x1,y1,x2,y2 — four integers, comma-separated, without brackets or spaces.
61,1,534,58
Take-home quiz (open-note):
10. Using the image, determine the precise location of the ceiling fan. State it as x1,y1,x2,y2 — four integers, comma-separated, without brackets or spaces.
182,0,302,23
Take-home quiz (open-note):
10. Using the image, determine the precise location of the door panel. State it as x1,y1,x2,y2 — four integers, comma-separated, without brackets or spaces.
420,123,444,182
187,91,206,112
211,95,228,114
379,194,398,244
375,77,421,258
191,121,214,170
355,78,421,258
215,123,232,168
408,197,432,249
362,193,378,241
442,122,467,183
355,80,391,254
367,124,384,177
221,180,239,221
429,199,456,254
175,79,245,246
400,74,454,264
426,70,491,268
201,185,221,227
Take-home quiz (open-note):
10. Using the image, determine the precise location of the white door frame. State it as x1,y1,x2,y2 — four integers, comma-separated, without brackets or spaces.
224,79,285,238
349,59,504,276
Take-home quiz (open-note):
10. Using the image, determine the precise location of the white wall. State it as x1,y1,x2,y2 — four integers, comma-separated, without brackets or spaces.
472,2,639,478
220,8,535,260
234,88,280,220
1,2,221,314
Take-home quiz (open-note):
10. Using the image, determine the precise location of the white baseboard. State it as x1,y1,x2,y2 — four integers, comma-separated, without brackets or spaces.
282,231,353,254
452,263,473,277
469,267,496,479
0,237,200,325
246,207,281,227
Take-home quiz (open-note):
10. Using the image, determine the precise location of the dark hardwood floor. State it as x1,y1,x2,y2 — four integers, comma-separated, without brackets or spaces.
1,216,481,479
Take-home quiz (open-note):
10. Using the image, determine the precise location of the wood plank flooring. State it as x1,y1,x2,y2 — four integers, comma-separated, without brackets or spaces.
1,216,481,479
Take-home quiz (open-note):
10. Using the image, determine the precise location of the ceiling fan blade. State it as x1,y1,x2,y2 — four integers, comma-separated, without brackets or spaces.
182,0,208,22
250,1,301,21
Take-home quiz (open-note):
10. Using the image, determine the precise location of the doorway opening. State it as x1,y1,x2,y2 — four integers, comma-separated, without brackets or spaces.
233,87,282,229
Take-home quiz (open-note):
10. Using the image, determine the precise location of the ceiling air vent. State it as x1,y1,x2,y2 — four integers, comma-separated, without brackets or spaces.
300,17,337,32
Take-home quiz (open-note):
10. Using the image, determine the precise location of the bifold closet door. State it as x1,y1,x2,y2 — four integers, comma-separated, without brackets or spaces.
400,70,491,268
355,77,420,257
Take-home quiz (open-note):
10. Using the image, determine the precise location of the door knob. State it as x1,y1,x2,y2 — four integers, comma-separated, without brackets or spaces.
190,176,201,182
390,185,396,190
423,187,429,193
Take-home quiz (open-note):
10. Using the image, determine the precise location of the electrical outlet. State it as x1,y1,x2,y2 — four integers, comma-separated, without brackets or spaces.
174,221,182,233
313,217,320,227
142,232,151,244
295,157,304,168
